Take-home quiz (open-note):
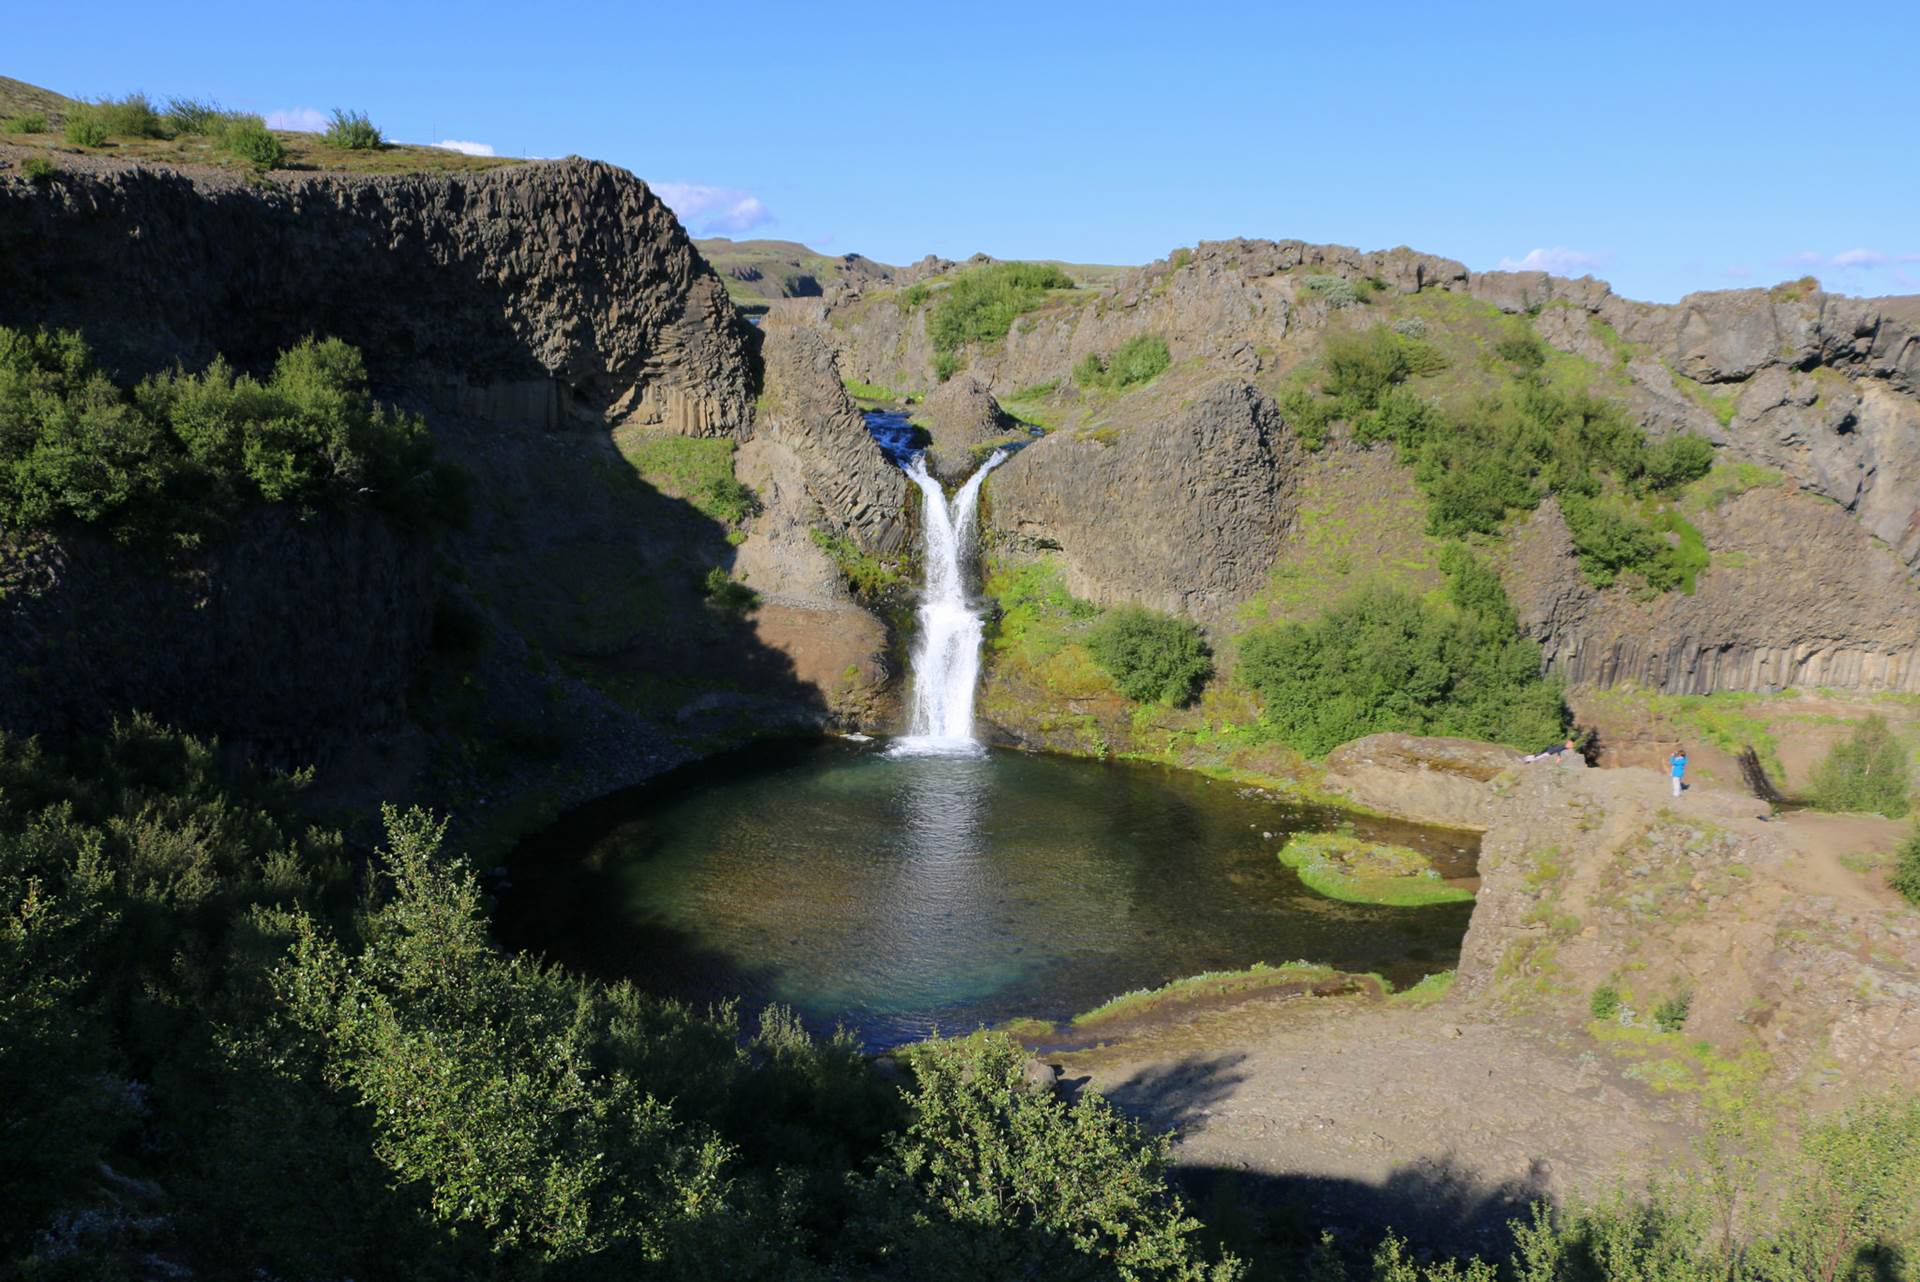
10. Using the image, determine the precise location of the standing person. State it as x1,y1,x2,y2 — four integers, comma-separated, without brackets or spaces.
1669,748,1688,797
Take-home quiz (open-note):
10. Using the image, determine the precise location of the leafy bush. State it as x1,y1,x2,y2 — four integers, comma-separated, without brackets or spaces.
1651,992,1691,1032
0,326,452,540
932,348,961,382
2,112,47,133
162,96,225,134
1589,985,1622,1020
702,564,759,614
215,114,287,170
925,262,1073,360
810,526,904,598
1084,604,1212,705
19,154,54,183
321,107,384,150
62,113,108,147
1076,334,1172,391
1236,547,1565,756
1892,824,1920,905
1643,433,1716,492
1809,715,1913,818
1300,273,1359,307
846,1033,1242,1280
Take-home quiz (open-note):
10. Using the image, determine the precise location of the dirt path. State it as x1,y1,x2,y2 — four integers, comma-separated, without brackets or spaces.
1776,809,1910,907
1059,990,1692,1256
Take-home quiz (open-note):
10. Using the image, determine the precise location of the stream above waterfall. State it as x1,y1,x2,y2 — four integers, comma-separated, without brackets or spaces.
499,739,1477,1049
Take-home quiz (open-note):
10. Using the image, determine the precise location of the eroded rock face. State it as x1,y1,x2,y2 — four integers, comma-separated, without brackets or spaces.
0,515,430,764
986,379,1296,624
1323,734,1526,828
0,156,752,435
919,373,1022,480
1506,490,1920,695
749,305,907,557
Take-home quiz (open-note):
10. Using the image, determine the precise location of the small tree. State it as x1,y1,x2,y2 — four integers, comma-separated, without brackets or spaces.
1809,715,1912,818
1085,604,1212,705
1890,823,1920,906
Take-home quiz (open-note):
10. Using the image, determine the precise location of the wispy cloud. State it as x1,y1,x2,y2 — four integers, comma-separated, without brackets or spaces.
1496,247,1609,275
1789,248,1920,272
654,182,772,235
1724,266,1753,279
265,107,329,133
433,139,495,157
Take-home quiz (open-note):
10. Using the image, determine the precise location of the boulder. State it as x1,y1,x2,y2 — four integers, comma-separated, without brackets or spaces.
1322,734,1523,828
919,372,1023,480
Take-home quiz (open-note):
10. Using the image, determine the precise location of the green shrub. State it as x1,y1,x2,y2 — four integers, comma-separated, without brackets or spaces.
1236,549,1565,756
215,115,287,170
2,112,47,134
1084,604,1212,705
1809,715,1913,818
163,96,226,134
1643,434,1716,492
1651,992,1691,1032
0,326,450,541
810,527,904,598
19,154,54,183
95,92,170,138
702,565,759,614
62,113,108,147
925,262,1073,359
1892,824,1920,905
321,108,384,150
1299,273,1359,307
1077,334,1171,391
1589,985,1622,1020
931,348,961,382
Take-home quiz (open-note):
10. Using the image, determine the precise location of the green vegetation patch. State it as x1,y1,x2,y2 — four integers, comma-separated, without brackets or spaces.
1278,831,1475,907
321,107,385,150
809,527,906,599
1074,334,1172,391
1683,459,1788,513
1809,714,1913,818
614,430,759,528
1892,823,1920,905
0,326,456,542
1282,322,1715,592
1084,604,1211,705
1070,961,1348,1028
1234,543,1566,757
925,262,1075,370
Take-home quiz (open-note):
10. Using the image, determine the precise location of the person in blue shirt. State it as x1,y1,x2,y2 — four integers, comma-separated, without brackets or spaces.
1669,748,1688,797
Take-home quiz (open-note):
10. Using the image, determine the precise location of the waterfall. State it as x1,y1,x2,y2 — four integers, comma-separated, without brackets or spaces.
892,450,1005,755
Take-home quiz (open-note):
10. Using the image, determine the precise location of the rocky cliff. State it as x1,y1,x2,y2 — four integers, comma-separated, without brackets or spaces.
0,156,752,434
988,379,1299,624
813,239,1920,696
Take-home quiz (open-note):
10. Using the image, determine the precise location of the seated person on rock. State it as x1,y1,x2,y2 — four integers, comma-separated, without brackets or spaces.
1523,737,1580,765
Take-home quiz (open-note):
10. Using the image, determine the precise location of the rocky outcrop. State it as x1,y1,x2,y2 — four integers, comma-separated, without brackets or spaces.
986,379,1297,624
1506,489,1920,695
918,373,1022,480
1323,734,1526,828
0,514,430,763
746,304,907,556
0,156,752,435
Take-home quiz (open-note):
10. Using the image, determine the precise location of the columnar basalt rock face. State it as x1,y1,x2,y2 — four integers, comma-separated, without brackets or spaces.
0,157,753,434
0,514,431,762
748,305,908,556
1505,490,1920,696
986,379,1297,624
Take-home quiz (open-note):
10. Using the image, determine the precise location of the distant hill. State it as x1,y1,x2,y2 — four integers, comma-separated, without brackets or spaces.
693,238,896,311
0,75,78,123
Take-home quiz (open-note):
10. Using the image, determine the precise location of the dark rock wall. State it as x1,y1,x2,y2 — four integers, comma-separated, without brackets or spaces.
0,157,753,435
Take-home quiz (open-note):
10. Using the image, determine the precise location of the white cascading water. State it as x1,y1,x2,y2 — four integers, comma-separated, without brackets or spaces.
892,450,1006,755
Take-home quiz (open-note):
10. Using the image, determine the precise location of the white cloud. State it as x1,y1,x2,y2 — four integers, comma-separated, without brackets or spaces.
265,107,329,133
1496,247,1609,275
653,182,772,235
1830,248,1886,269
433,139,496,156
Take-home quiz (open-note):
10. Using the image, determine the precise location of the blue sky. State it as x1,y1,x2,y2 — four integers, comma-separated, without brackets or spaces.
13,0,1918,302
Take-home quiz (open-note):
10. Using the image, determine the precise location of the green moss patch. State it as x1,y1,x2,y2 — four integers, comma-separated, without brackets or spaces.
1278,831,1475,907
1070,961,1355,1029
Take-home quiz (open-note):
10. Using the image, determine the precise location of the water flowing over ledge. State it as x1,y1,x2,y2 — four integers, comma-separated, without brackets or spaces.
891,450,1005,756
